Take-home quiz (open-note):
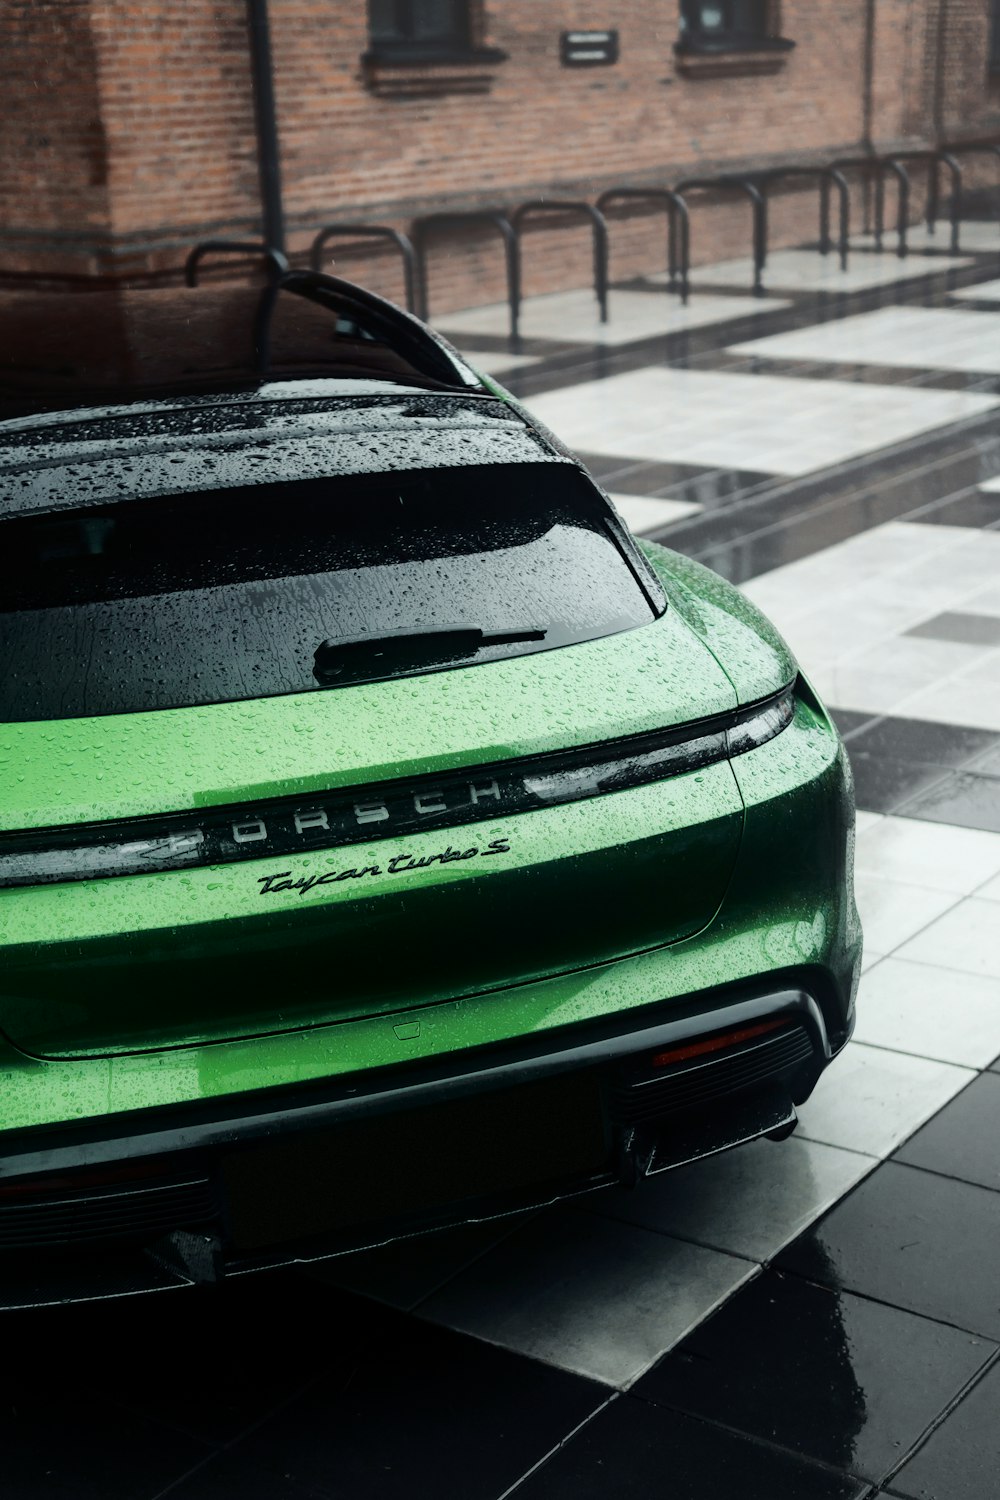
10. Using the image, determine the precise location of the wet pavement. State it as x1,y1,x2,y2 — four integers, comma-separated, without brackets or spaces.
5,235,1000,1497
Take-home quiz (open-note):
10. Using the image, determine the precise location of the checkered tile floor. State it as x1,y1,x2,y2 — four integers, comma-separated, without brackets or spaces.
10,231,1000,1500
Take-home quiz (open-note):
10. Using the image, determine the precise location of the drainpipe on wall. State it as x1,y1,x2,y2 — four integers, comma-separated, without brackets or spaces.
861,0,876,155
932,0,947,143
246,0,286,253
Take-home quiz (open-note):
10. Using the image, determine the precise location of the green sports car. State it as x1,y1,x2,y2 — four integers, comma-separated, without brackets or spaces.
0,273,860,1302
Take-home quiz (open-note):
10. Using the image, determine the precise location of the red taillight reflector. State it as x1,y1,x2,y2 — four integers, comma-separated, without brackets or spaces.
651,1018,787,1069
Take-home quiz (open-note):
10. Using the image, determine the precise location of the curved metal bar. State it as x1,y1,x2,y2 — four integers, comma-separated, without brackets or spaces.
880,159,911,257
595,188,691,304
512,200,610,322
411,210,521,341
890,150,963,253
184,239,289,288
941,141,1000,245
674,176,767,294
754,166,850,272
833,157,910,257
309,224,417,312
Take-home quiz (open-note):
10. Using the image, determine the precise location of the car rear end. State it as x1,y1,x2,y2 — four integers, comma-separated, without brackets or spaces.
0,306,859,1300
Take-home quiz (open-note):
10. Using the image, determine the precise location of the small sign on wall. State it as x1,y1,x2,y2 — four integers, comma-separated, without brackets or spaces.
560,30,619,66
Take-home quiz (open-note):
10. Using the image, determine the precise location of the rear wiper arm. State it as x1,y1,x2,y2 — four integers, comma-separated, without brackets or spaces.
314,624,546,683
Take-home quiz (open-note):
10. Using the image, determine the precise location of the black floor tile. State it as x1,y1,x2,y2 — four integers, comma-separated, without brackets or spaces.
208,1316,606,1500
897,771,1000,833
0,1391,211,1500
150,1453,336,1500
777,1160,1000,1338
832,708,878,740
633,1269,990,1486
512,1393,869,1500
575,453,717,494
967,741,1000,776
847,753,952,815
905,611,1000,646
914,489,1000,528
845,715,999,768
0,1272,397,1448
894,1074,1000,1193
892,1360,1000,1500
678,417,1000,584
573,450,652,483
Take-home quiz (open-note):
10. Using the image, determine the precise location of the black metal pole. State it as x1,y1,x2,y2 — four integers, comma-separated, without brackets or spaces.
247,0,285,254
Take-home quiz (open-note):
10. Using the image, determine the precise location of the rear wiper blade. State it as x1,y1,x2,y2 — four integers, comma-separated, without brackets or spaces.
313,624,546,683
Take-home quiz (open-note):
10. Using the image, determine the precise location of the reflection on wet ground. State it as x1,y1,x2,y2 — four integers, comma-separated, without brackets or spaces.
4,236,1000,1497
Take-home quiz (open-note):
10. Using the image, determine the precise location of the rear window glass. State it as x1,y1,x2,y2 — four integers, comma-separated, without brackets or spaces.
1,462,655,721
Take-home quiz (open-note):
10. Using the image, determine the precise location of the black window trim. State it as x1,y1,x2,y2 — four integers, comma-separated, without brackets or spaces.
364,0,507,68
676,0,794,57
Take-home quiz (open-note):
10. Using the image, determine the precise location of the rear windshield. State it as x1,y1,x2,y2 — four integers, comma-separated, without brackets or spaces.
1,462,655,721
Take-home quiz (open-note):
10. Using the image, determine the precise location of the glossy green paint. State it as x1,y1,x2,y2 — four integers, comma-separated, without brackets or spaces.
0,541,859,1138
0,597,734,833
0,695,858,1135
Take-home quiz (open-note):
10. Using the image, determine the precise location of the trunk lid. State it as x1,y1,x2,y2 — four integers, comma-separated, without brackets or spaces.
0,612,745,1056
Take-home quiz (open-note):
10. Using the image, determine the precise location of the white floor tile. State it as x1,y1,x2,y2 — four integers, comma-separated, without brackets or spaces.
731,305,1000,376
420,1208,753,1388
684,248,970,294
854,875,958,953
862,949,887,974
978,872,1000,902
896,897,1000,978
439,289,789,348
854,811,886,837
965,585,1000,616
521,368,998,479
853,222,1000,253
795,1041,974,1156
607,493,701,534
814,664,941,718
953,276,1000,302
852,957,1000,1068
856,816,1000,894
587,1135,875,1263
894,673,1000,733
778,599,928,667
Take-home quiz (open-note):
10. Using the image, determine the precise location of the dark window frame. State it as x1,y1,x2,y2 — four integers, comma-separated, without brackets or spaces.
364,0,505,67
676,0,794,56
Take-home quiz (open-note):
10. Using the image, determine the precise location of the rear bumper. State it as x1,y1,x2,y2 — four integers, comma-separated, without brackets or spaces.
0,979,847,1308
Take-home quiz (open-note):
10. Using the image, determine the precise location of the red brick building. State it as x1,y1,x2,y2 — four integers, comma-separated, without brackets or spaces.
3,1,1000,311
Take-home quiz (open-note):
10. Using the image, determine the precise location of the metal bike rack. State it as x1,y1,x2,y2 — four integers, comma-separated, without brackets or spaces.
595,188,691,304
511,200,610,322
309,224,417,312
942,141,1000,243
183,240,290,379
888,151,963,254
831,158,911,257
411,210,521,340
183,239,289,288
674,176,767,293
753,166,851,272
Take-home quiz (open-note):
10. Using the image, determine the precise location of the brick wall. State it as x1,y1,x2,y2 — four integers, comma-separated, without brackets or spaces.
0,0,110,275
2,1,999,307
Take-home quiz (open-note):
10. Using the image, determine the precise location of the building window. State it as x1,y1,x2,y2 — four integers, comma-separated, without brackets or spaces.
367,0,473,62
678,0,792,54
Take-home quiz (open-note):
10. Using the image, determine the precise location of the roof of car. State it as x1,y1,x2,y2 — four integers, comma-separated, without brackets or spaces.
0,389,566,520
0,273,575,518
